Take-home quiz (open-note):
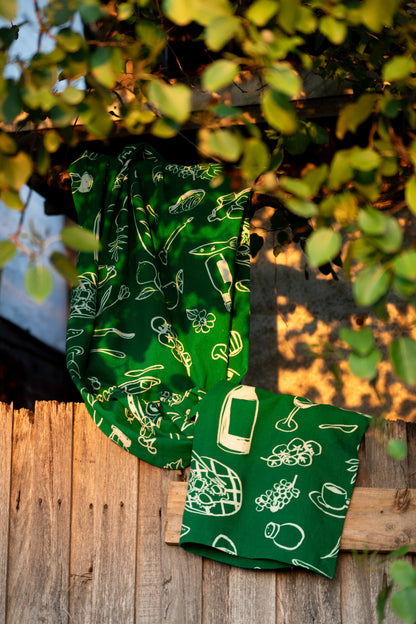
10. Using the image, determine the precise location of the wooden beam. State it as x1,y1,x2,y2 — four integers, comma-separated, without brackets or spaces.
165,481,416,553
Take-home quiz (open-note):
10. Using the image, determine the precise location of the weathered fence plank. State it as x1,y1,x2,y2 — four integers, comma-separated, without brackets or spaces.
7,402,73,624
69,403,139,624
136,462,203,623
0,403,13,624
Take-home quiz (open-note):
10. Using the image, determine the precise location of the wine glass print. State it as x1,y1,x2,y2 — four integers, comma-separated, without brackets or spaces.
275,397,317,432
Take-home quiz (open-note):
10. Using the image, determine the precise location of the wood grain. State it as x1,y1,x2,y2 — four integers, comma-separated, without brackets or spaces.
7,402,73,623
0,403,13,624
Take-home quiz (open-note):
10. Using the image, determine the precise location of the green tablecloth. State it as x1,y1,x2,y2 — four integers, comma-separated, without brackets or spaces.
67,144,251,469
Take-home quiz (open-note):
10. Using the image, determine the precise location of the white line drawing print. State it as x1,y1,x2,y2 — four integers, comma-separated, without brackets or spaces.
217,385,258,454
255,475,300,513
108,210,128,263
261,438,322,468
321,538,341,560
70,171,94,193
158,216,194,266
93,327,135,339
291,560,328,576
119,364,164,394
125,395,158,454
207,189,250,222
165,162,222,181
136,260,183,310
265,522,305,551
212,534,238,555
130,172,156,258
186,308,216,333
164,458,185,470
151,316,192,375
189,237,238,310
211,330,243,380
93,210,101,262
185,452,243,516
97,283,130,317
109,424,132,451
66,345,84,379
275,396,318,432
169,189,206,214
90,348,127,359
180,524,191,538
309,482,350,518
82,389,104,427
319,424,359,433
345,458,360,484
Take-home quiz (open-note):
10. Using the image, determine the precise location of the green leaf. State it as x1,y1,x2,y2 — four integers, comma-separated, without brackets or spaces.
390,561,416,588
61,225,101,252
393,250,416,282
328,150,353,189
44,0,77,25
391,588,416,623
207,128,244,161
79,96,113,138
147,80,191,124
0,239,16,267
192,0,233,26
319,16,347,45
382,56,416,83
376,583,393,624
162,0,194,25
301,165,328,197
50,251,79,285
306,121,329,145
285,198,318,218
205,16,240,51
405,176,416,215
56,28,84,53
388,439,408,460
202,60,239,92
336,94,377,140
241,138,269,180
360,0,400,33
77,0,103,23
24,266,53,302
306,228,342,268
245,0,279,25
369,217,402,254
90,47,124,89
0,132,17,155
151,117,180,138
265,63,302,98
43,130,61,153
0,152,33,191
280,175,310,199
0,189,24,210
283,125,310,155
350,148,381,172
358,208,387,236
349,348,381,380
0,0,16,21
2,80,22,124
340,326,375,356
389,337,416,385
353,264,390,307
261,90,297,135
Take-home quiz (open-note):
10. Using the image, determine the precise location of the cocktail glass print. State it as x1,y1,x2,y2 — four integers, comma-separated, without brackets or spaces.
217,385,259,454
275,396,318,432
309,482,350,518
265,522,305,551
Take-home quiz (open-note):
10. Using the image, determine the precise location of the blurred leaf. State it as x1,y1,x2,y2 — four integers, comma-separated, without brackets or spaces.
245,0,279,25
389,337,416,385
207,128,244,161
283,124,310,155
0,239,16,267
262,90,297,135
44,0,77,25
328,150,353,189
56,28,84,53
79,96,113,138
61,225,101,252
241,137,269,180
405,176,416,215
358,208,387,236
340,326,375,356
265,63,302,98
43,130,61,153
61,86,84,105
301,164,328,197
390,561,416,588
148,80,191,124
393,250,416,281
349,348,381,380
136,20,166,57
360,0,400,32
280,175,310,199
336,94,377,140
0,25,18,51
376,583,393,624
24,265,53,302
0,189,24,210
388,439,408,460
50,251,79,285
369,216,402,254
391,588,416,623
0,152,33,191
202,59,239,91
0,0,16,21
205,16,241,51
353,264,390,306
0,132,17,155
306,121,329,145
78,0,103,23
285,197,318,217
192,0,233,26
2,80,21,124
382,56,415,83
162,0,194,25
306,227,342,267
90,47,124,89
319,16,347,45
351,148,381,172
151,117,180,138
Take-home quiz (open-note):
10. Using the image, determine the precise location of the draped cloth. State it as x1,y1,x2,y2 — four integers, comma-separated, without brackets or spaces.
67,144,251,469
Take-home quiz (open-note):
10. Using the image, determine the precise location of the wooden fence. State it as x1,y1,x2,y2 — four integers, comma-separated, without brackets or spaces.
0,401,415,624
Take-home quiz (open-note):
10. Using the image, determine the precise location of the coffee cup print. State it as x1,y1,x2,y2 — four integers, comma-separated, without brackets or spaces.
309,482,350,518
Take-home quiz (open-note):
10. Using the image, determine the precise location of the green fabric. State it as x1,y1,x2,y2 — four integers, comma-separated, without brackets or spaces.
179,381,371,578
66,144,251,469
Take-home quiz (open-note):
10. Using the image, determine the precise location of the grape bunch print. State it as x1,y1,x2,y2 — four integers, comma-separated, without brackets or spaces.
261,438,322,468
255,475,300,513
